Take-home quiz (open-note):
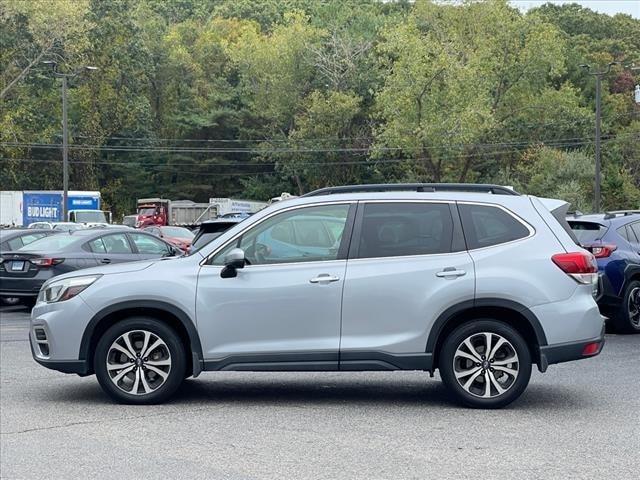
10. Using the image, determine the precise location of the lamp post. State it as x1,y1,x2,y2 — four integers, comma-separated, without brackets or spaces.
42,61,97,220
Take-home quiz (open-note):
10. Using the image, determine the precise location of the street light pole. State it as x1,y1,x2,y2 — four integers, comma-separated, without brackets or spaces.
42,62,97,221
580,62,617,213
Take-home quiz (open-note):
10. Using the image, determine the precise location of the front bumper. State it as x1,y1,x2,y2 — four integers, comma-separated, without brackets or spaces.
29,335,90,375
538,325,606,372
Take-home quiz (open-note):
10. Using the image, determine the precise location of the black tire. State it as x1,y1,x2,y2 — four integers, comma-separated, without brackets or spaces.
611,280,640,334
439,319,532,409
21,297,37,308
94,317,187,404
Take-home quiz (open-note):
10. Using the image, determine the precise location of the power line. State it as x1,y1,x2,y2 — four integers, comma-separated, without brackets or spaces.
2,133,634,154
2,136,634,172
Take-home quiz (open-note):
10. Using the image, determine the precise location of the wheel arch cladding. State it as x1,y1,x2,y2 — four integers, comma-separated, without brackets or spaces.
79,301,203,376
427,299,547,369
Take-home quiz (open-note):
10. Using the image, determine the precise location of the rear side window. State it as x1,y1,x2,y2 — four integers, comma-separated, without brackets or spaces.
568,221,609,243
357,202,454,258
459,204,529,249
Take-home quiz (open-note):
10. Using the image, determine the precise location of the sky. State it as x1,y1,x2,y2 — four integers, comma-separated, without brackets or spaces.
510,0,640,18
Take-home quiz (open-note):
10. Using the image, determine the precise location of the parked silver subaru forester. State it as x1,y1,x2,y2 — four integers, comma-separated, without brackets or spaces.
30,184,605,408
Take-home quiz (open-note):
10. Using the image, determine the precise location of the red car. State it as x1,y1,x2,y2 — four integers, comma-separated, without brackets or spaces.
143,226,194,252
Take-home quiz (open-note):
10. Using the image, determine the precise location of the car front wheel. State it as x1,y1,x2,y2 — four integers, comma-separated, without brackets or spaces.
439,320,532,409
94,317,186,404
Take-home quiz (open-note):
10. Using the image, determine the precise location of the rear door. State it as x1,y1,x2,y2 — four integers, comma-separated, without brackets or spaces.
87,233,139,265
340,201,475,368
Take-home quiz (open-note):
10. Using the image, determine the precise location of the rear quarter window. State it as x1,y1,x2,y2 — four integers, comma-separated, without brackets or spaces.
459,204,530,249
568,221,609,243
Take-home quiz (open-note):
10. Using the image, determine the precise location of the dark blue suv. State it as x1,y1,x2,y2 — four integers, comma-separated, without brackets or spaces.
568,211,640,333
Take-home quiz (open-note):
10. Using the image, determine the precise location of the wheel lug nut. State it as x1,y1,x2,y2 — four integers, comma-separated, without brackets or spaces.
476,363,481,367
129,358,134,363
481,355,486,360
143,357,148,362
136,353,140,357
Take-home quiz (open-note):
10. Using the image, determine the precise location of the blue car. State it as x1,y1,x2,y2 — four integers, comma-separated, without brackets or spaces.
568,210,640,333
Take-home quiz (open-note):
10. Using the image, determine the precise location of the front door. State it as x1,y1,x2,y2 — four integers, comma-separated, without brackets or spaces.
196,203,355,370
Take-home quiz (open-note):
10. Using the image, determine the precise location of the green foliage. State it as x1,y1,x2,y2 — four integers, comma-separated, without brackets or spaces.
1,0,639,216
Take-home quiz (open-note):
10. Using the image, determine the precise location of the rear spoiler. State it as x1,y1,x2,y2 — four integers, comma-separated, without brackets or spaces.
536,197,580,246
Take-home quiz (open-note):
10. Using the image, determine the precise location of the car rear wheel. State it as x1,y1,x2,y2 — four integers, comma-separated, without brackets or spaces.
439,320,532,409
612,280,640,334
94,317,186,404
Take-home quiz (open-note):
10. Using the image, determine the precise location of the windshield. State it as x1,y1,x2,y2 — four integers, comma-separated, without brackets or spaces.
161,227,194,238
18,235,78,251
568,221,609,243
138,208,156,216
73,211,107,223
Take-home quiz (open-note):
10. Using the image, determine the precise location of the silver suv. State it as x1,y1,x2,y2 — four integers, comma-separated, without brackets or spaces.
30,184,605,408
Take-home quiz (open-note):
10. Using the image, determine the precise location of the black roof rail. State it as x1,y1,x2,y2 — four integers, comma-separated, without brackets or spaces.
603,209,640,219
302,183,520,197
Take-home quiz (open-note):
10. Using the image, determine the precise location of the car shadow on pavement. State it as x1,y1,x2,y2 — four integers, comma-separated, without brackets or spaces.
37,375,593,411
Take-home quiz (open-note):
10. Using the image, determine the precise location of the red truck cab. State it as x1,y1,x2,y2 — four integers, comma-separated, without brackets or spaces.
136,199,169,227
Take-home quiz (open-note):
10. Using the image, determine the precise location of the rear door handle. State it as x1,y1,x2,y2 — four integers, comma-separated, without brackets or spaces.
309,274,340,284
100,258,111,264
436,268,466,278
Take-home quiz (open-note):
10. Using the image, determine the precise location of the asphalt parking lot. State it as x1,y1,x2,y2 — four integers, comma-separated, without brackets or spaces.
1,305,638,480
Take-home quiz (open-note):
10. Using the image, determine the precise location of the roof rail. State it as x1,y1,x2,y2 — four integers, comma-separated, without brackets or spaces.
603,209,640,219
302,183,520,197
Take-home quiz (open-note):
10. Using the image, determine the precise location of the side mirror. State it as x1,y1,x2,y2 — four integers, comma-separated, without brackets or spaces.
221,248,245,278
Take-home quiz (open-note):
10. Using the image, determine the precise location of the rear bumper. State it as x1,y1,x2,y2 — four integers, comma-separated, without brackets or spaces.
538,325,605,371
0,274,51,297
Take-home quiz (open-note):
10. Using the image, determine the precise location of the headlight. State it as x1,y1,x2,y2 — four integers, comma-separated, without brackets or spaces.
38,275,102,303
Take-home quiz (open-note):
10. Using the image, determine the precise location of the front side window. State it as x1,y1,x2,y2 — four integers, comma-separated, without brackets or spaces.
210,204,350,266
356,202,454,259
129,233,171,255
101,233,133,254
459,204,530,249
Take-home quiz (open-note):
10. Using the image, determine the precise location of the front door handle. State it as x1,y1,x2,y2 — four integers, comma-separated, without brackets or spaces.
100,258,111,264
436,268,466,278
309,274,340,284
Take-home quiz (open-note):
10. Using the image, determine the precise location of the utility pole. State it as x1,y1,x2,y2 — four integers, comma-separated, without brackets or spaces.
61,75,69,220
42,61,97,220
580,62,617,213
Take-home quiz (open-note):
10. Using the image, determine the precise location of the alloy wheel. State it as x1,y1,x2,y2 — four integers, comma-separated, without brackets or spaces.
628,287,640,328
106,330,171,395
453,332,519,398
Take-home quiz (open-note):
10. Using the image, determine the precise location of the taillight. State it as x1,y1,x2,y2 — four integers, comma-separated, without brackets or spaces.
584,243,617,258
551,251,597,285
30,258,64,267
